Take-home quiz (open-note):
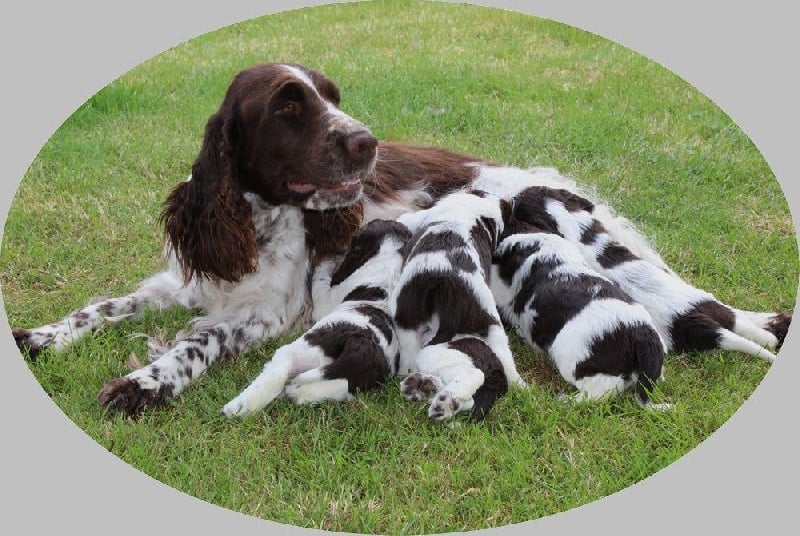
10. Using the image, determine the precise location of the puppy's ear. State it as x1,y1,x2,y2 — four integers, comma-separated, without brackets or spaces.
499,198,513,226
161,107,258,283
553,188,594,213
468,188,489,198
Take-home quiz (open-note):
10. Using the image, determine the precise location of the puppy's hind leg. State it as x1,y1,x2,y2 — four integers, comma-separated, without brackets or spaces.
733,309,792,348
285,333,390,404
284,370,354,405
717,328,778,363
485,323,526,387
731,313,782,350
415,343,484,421
395,327,424,376
222,341,327,417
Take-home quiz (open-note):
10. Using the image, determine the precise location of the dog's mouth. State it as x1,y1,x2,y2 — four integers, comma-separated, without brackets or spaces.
287,177,362,195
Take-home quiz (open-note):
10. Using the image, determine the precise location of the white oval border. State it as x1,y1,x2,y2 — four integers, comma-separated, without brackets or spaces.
1,2,797,535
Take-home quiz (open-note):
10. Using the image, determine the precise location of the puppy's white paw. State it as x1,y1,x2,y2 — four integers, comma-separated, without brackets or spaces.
284,382,315,405
400,372,443,402
285,379,354,405
221,396,254,417
428,391,473,421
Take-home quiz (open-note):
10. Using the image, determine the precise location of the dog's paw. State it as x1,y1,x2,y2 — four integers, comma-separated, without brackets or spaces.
400,373,443,402
98,376,170,418
221,395,254,417
428,391,474,421
284,381,355,405
767,312,792,348
12,328,44,360
283,383,306,404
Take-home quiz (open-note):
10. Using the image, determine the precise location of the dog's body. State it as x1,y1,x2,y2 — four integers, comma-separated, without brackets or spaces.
510,186,787,362
221,219,409,416
491,212,667,407
11,63,790,417
392,191,523,420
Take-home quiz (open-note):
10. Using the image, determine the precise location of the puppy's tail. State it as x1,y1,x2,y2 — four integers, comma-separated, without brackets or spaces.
634,326,667,409
322,332,391,394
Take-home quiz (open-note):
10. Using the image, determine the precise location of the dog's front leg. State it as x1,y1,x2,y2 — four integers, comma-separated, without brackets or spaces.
98,315,275,417
12,270,186,360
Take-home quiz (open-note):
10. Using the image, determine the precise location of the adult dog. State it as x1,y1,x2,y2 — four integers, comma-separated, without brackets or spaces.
11,62,790,417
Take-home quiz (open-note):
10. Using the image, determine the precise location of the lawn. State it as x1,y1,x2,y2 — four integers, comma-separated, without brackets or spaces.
1,1,797,534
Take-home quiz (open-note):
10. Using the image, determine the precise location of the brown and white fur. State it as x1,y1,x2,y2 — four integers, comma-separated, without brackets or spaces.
392,191,524,421
491,207,668,408
11,63,791,417
510,185,788,362
221,219,409,416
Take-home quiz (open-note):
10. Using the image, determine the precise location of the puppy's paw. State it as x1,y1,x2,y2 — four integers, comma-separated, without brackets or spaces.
400,373,443,402
221,396,254,418
428,391,474,421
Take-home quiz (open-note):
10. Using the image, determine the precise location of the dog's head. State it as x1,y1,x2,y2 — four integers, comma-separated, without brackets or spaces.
509,186,594,237
162,63,378,283
330,219,411,287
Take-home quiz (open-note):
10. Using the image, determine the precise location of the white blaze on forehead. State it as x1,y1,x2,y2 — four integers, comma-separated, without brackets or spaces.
281,64,365,134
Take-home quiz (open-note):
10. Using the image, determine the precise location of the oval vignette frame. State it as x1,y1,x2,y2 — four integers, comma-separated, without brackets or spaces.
1,2,798,536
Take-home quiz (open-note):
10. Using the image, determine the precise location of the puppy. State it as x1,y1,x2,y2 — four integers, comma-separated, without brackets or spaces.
491,213,668,408
222,219,410,416
391,191,525,421
512,186,783,361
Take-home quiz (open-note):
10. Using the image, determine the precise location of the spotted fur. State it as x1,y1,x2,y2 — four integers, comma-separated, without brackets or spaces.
222,220,410,416
491,214,668,408
391,191,524,421
513,186,787,362
11,64,790,416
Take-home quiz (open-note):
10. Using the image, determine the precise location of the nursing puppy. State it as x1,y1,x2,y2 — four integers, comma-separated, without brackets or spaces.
391,191,525,421
222,219,410,416
491,214,668,408
513,186,784,362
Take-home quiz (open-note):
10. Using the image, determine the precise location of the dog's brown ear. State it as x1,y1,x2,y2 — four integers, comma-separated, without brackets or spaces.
161,109,258,283
499,198,513,226
553,188,594,213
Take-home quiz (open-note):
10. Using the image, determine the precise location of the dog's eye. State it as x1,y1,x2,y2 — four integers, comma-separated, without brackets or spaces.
279,102,301,115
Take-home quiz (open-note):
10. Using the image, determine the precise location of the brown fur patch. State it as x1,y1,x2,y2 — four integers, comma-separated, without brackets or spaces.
367,142,484,205
303,201,365,264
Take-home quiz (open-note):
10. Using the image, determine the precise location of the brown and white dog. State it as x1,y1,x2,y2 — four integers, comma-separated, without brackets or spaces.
11,63,791,417
510,186,788,362
492,192,668,408
221,219,410,416
392,191,524,421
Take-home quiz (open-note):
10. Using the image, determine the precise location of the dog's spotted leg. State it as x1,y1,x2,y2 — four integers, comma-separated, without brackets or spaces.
99,316,274,417
14,294,151,359
13,271,185,360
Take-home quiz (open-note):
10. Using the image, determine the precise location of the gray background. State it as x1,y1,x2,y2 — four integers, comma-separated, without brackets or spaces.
1,1,797,534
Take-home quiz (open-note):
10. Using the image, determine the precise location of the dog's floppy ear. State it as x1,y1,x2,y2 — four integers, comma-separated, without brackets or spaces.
499,198,513,226
553,188,594,213
161,105,258,283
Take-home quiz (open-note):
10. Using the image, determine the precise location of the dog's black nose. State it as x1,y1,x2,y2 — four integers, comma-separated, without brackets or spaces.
344,130,378,163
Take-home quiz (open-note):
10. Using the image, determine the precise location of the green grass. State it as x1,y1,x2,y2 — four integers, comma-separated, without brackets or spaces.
1,1,797,534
